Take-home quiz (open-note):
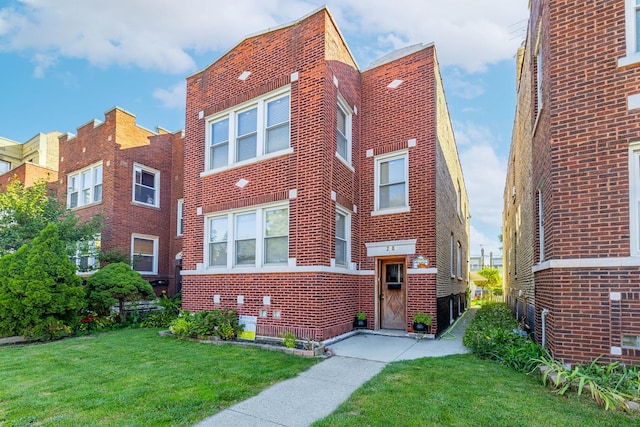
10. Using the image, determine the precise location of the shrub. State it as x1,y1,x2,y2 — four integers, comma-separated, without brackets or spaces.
85,262,154,323
281,331,296,348
169,308,243,340
0,224,85,338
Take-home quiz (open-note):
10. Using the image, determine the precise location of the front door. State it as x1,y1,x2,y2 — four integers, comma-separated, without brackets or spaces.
380,260,406,330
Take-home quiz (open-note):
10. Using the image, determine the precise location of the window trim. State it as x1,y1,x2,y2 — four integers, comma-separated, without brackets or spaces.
336,94,353,166
177,199,184,236
372,150,410,216
334,205,351,267
537,189,545,262
204,202,289,269
456,241,462,279
204,86,291,173
450,233,455,278
132,163,160,208
629,143,640,256
131,233,159,275
620,0,640,67
67,162,103,209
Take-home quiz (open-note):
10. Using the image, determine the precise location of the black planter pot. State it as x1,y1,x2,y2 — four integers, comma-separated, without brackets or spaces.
354,319,367,329
413,322,429,333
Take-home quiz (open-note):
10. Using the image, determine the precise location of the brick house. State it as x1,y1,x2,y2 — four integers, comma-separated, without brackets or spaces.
57,107,184,296
0,132,60,189
181,7,469,341
504,0,640,363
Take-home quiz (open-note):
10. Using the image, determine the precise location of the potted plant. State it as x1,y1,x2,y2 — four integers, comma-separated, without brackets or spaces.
412,312,433,333
354,311,367,329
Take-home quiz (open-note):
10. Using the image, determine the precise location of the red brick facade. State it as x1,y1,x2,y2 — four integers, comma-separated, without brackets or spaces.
505,0,640,363
182,8,468,341
57,108,183,295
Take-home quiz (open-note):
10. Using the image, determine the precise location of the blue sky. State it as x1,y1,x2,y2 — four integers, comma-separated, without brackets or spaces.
0,0,529,258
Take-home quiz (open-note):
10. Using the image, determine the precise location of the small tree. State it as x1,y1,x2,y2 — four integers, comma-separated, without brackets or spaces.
85,262,154,323
0,178,102,257
0,223,85,338
478,267,502,301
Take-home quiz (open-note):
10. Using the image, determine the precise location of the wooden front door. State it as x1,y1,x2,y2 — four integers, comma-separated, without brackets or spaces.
380,260,406,330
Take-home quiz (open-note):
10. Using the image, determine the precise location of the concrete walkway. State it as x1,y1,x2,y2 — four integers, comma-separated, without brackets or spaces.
196,307,476,427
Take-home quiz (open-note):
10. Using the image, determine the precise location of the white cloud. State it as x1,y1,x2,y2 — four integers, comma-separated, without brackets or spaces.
455,121,507,252
469,225,502,257
0,0,528,75
153,81,186,110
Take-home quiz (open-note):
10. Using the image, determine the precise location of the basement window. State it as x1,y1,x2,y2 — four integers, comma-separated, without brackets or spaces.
622,335,640,349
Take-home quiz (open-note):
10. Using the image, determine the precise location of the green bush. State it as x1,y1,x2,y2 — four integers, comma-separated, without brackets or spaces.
464,303,546,373
169,308,243,340
0,224,85,339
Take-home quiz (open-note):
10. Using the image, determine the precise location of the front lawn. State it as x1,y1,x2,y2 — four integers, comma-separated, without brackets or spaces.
0,328,317,426
313,354,640,427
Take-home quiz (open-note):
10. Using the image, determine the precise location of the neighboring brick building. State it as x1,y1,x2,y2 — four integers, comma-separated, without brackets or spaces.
57,107,184,296
182,7,468,341
504,0,640,363
0,132,60,188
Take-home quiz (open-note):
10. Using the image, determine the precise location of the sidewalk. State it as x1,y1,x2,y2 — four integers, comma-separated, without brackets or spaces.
196,307,476,427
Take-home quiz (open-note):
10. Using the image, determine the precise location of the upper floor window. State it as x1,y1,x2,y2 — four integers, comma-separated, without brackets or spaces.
131,234,158,275
450,233,455,278
206,204,289,269
0,160,10,174
133,163,159,207
621,0,640,66
629,144,640,255
456,241,462,278
373,151,409,215
335,207,351,266
537,189,545,262
534,22,543,115
336,96,352,164
206,88,290,171
177,199,184,236
68,162,102,209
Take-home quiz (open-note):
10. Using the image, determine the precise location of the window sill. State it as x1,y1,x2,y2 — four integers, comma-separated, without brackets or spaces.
201,147,293,178
136,271,158,276
131,201,160,210
68,200,102,210
371,206,410,217
335,152,355,172
618,54,640,68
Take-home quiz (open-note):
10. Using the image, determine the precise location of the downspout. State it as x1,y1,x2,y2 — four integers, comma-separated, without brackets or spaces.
541,308,550,347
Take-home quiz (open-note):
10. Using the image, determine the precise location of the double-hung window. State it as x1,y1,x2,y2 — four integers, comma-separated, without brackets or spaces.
207,88,290,171
335,207,350,266
621,0,640,66
177,199,184,236
336,96,352,164
132,234,158,274
206,204,289,268
456,241,462,278
67,162,103,209
374,151,409,214
133,163,159,207
629,143,640,256
70,234,101,273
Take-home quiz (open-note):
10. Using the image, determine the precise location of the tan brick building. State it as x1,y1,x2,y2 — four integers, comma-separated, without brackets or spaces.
0,132,60,188
57,107,183,295
504,0,640,363
182,7,468,341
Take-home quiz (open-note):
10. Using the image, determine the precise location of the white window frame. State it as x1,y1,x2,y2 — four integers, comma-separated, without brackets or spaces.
131,234,159,275
204,87,291,173
629,143,640,256
456,241,462,279
71,234,101,273
450,233,455,278
204,203,289,269
177,199,184,236
336,94,353,166
334,206,351,267
537,189,545,262
534,22,544,116
67,162,103,209
132,163,160,208
0,159,10,174
372,150,409,216
620,0,640,67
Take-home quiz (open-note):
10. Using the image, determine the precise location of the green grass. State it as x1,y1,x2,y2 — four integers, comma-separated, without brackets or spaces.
313,354,640,427
0,328,317,426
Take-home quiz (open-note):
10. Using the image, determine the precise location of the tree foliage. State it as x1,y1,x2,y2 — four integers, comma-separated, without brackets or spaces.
0,178,101,257
85,262,154,323
0,223,85,338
